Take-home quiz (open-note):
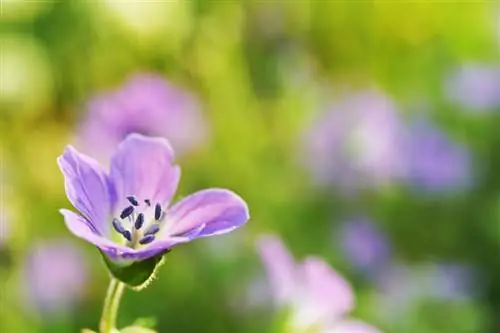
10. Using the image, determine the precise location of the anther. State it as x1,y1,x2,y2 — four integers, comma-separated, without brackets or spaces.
120,206,134,219
127,195,139,206
154,203,163,221
134,213,145,230
139,235,155,245
112,219,126,234
122,230,132,242
144,199,151,206
144,224,160,236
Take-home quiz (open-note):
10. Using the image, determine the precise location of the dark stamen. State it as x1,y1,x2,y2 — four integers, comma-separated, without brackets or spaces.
120,206,134,219
134,213,145,230
154,203,163,220
112,219,126,234
144,224,160,236
127,195,139,206
122,230,132,242
139,235,155,245
144,199,151,206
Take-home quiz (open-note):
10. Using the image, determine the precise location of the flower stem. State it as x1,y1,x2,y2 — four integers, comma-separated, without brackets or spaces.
99,278,125,333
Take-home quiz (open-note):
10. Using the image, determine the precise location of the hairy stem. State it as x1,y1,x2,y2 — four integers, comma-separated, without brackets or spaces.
99,278,125,333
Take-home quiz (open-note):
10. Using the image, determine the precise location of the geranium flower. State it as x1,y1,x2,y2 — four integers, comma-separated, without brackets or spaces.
23,240,88,316
257,234,381,333
58,133,249,262
303,89,406,193
77,73,208,161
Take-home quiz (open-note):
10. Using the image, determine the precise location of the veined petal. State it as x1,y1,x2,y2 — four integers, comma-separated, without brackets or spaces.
165,189,249,239
298,257,354,321
57,146,113,234
120,237,190,261
60,209,130,259
109,134,180,208
325,320,382,333
61,209,188,262
256,234,297,306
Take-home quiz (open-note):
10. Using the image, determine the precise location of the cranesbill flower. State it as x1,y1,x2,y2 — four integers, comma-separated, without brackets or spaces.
338,218,391,278
77,73,207,161
58,133,249,263
257,234,380,333
404,118,473,193
303,90,406,193
375,262,477,321
23,240,88,317
445,64,500,112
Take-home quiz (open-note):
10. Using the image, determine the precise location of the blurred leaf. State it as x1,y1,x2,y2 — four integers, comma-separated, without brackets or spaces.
81,329,96,333
100,251,165,290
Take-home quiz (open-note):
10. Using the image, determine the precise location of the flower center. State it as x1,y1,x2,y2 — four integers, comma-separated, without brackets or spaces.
111,195,164,248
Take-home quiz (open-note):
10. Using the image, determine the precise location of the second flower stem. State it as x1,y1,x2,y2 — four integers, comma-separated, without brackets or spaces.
99,278,125,333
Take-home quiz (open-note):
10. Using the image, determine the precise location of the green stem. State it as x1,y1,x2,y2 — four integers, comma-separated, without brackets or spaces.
99,278,125,333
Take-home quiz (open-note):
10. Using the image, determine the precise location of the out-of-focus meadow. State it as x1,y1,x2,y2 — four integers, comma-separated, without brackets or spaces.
2,1,500,332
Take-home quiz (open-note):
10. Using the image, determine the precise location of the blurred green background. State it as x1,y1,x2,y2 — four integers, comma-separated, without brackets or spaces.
2,1,500,332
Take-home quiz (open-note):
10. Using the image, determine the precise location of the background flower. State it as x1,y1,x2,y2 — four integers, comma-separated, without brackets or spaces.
22,240,88,317
77,73,208,162
303,89,407,193
445,64,500,112
403,118,473,193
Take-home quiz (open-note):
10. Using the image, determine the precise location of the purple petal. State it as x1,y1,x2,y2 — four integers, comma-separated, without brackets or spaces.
165,189,249,239
256,234,297,306
109,134,180,208
60,209,129,258
121,237,190,261
60,209,188,262
299,257,354,320
57,146,113,234
327,320,382,333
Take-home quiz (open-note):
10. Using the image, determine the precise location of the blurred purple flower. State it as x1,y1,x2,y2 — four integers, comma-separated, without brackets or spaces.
404,118,473,193
77,73,208,161
257,234,380,333
375,262,477,320
23,240,88,316
303,89,407,193
338,218,391,277
445,64,500,112
58,133,249,263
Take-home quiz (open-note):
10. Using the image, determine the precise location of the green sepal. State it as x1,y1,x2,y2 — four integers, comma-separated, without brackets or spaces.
120,326,157,333
99,251,165,290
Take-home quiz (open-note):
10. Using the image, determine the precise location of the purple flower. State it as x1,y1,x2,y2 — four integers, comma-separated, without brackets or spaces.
375,262,478,321
77,73,208,161
257,234,380,333
338,218,391,277
404,118,473,193
445,64,500,112
303,89,407,192
23,240,88,316
58,133,249,262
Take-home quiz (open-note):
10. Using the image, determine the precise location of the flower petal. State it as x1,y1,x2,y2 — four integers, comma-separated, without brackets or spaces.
326,320,382,333
256,234,297,306
120,237,190,261
109,134,180,208
61,209,188,262
165,189,249,238
60,209,130,259
57,146,113,234
299,257,354,321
